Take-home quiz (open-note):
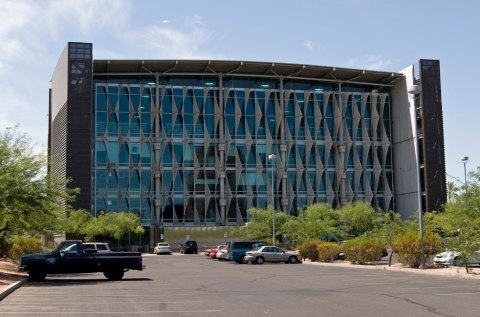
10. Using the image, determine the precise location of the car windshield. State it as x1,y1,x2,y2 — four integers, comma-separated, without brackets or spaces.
253,247,262,251
159,243,168,246
53,243,64,253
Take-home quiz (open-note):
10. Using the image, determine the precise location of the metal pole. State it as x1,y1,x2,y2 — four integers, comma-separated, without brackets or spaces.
271,158,275,247
464,162,468,194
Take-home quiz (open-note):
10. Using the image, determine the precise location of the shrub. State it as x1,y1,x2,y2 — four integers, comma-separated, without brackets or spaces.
298,239,321,261
392,232,441,268
343,237,385,265
8,236,43,260
316,242,339,262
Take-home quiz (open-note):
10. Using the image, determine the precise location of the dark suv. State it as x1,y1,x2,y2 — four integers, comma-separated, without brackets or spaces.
180,240,198,254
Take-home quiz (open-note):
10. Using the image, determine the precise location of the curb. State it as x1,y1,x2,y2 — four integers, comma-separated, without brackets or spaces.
302,261,480,280
0,278,27,302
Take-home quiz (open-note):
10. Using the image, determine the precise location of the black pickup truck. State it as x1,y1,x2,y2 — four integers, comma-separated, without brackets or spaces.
19,240,145,281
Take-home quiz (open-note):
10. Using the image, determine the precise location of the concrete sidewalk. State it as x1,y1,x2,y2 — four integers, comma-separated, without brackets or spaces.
303,260,480,280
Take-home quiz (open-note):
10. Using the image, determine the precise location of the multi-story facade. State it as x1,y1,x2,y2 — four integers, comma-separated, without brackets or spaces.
49,42,446,245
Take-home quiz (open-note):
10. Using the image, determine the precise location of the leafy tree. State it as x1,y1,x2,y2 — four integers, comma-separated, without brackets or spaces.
84,212,144,250
280,203,343,243
236,206,288,241
434,167,480,272
337,201,378,237
447,181,459,203
370,211,418,266
0,126,78,249
60,209,91,237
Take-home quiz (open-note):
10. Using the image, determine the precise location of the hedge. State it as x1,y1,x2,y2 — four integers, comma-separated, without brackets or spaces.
343,237,385,265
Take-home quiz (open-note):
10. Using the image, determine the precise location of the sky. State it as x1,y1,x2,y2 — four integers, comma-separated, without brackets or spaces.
0,0,478,183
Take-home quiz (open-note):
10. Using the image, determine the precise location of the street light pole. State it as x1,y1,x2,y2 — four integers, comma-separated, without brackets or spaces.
269,154,277,247
461,156,468,194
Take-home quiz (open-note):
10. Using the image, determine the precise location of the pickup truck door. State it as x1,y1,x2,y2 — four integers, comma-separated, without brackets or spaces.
57,242,83,273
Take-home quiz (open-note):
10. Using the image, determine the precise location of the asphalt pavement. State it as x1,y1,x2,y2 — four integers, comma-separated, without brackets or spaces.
1,254,479,316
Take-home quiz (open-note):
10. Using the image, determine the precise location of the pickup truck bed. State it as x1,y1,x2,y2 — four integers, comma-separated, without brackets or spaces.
19,240,145,281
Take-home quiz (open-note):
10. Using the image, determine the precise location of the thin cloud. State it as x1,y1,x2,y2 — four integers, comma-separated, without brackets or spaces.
162,19,171,24
346,55,395,70
304,40,313,51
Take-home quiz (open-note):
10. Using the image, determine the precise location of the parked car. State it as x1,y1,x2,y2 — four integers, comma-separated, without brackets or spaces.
180,240,198,254
434,250,480,266
83,243,111,252
226,241,267,264
19,240,145,281
210,246,227,259
205,247,214,256
216,247,229,260
245,246,300,265
253,242,268,249
154,242,171,255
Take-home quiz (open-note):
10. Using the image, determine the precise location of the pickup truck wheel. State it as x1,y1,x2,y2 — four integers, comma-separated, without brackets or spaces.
28,265,47,282
239,255,248,264
104,265,124,281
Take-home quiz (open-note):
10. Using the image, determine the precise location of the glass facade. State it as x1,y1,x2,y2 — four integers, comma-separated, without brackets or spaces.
92,79,393,226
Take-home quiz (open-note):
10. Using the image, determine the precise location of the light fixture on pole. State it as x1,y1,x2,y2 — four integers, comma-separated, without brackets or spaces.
408,84,426,269
461,156,468,193
268,153,277,246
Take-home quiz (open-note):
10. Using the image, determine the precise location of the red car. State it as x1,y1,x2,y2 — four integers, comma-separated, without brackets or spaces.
210,245,227,259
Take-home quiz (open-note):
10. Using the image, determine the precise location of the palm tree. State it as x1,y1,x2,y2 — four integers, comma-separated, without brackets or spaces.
447,181,459,202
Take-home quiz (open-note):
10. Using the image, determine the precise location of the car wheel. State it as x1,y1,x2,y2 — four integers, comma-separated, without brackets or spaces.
28,265,47,282
239,255,248,264
256,257,265,265
104,265,124,281
288,256,298,264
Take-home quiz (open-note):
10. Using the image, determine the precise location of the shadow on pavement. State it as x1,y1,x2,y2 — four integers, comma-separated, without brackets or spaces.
26,277,152,287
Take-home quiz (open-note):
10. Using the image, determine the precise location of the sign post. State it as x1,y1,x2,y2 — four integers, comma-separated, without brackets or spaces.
224,233,227,245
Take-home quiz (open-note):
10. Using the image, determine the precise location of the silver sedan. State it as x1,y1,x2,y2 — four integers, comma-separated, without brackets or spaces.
245,246,300,265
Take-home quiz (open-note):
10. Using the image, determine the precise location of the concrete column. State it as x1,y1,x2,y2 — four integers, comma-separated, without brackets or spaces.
218,74,226,224
154,74,161,224
279,77,287,214
338,82,347,206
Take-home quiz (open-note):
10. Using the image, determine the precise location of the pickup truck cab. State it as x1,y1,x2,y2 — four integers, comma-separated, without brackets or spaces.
19,240,145,281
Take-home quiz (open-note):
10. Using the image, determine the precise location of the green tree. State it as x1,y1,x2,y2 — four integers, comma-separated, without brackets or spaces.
280,203,343,243
338,201,378,237
236,206,288,241
434,167,480,272
447,181,459,203
0,126,78,252
83,212,144,250
370,211,418,266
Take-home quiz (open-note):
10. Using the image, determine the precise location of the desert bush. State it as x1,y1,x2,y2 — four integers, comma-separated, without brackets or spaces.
392,232,441,267
298,239,321,261
8,236,43,260
316,242,339,262
343,237,385,265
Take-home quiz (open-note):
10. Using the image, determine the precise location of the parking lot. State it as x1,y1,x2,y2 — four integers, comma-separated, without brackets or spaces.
1,254,480,316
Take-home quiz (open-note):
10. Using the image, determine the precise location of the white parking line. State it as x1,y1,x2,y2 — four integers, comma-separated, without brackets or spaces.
0,311,221,314
398,285,480,290
435,292,480,296
5,301,204,305
11,294,191,297
345,277,404,281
